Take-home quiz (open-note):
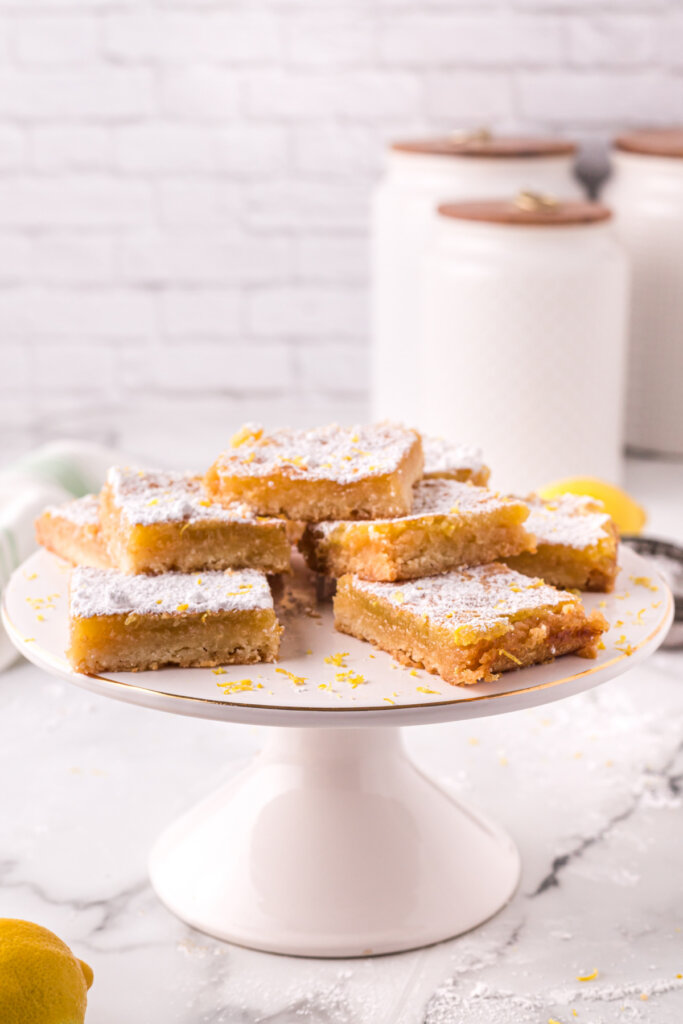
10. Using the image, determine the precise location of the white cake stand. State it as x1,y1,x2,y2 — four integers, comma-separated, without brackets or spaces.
2,548,673,957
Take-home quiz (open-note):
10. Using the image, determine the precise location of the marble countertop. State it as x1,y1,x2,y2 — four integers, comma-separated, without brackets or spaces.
1,457,682,1024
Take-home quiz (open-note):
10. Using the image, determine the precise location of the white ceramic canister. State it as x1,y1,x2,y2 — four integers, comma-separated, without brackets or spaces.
417,198,629,493
371,133,583,422
604,130,683,457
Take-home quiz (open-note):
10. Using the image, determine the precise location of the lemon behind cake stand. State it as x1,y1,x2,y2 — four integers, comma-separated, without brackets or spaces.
2,547,672,957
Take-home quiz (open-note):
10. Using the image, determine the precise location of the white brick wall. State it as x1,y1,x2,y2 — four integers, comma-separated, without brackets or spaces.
0,0,682,465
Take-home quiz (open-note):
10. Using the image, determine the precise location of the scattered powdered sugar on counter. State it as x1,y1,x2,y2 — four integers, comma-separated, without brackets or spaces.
425,976,683,1024
524,494,613,550
349,563,577,630
45,494,100,527
422,435,486,476
213,422,420,483
107,466,268,527
70,566,273,618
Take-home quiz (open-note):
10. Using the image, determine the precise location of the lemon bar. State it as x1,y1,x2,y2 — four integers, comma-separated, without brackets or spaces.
421,436,490,485
68,567,281,673
35,495,111,569
205,422,423,521
300,479,534,582
100,467,290,575
506,495,619,592
334,564,607,686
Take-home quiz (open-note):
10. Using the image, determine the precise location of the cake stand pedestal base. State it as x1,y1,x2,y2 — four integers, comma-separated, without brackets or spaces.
149,726,520,957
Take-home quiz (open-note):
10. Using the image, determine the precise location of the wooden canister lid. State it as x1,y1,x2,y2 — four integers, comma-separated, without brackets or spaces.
615,129,683,159
437,194,612,227
391,131,576,159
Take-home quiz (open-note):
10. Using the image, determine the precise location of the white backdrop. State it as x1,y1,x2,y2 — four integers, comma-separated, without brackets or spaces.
1,1,682,467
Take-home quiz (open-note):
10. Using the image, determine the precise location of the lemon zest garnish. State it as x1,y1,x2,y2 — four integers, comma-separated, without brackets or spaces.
417,686,440,695
392,591,405,605
176,603,189,612
335,670,365,688
213,667,227,675
217,678,256,694
36,614,44,622
275,668,306,686
577,969,599,982
198,500,211,507
324,651,349,667
25,573,37,581
231,424,262,447
630,574,657,592
499,648,522,666
124,613,137,626
616,642,634,656
383,697,395,704
146,498,158,506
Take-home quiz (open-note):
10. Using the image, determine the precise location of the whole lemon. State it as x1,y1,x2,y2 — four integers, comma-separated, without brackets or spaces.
537,476,647,535
0,919,93,1024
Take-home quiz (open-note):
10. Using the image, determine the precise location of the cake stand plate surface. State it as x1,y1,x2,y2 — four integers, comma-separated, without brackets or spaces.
2,548,673,957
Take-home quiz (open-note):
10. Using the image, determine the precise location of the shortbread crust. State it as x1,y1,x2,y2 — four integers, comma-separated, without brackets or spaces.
68,566,281,673
100,467,290,575
205,422,424,521
334,564,607,686
421,436,490,485
35,495,111,569
506,495,618,591
300,479,533,581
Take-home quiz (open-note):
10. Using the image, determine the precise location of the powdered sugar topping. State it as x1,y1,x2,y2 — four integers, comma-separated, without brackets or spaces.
70,566,273,618
422,435,486,477
349,563,577,631
525,494,613,550
107,466,271,526
214,422,420,484
45,494,100,527
315,479,524,535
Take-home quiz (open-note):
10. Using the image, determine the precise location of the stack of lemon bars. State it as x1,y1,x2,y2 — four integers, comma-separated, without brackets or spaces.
34,423,614,686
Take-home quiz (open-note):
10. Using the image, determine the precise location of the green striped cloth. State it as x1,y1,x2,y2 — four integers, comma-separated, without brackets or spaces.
0,440,122,669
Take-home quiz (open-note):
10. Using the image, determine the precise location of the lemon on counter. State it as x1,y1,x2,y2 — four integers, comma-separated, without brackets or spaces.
0,919,93,1024
537,477,647,535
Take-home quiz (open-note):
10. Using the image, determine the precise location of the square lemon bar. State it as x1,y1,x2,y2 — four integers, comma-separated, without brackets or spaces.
506,495,618,592
100,466,290,575
334,564,607,686
421,436,490,486
299,479,533,582
68,567,282,673
205,422,423,521
35,495,111,569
